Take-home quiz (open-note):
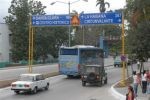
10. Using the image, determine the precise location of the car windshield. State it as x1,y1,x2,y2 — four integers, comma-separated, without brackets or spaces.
19,75,34,81
115,56,121,61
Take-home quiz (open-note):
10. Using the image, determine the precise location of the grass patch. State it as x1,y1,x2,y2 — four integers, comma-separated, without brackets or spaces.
115,77,133,88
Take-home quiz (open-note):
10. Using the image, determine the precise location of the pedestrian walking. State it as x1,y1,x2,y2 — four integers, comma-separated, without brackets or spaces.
126,85,134,100
133,72,141,97
141,70,147,93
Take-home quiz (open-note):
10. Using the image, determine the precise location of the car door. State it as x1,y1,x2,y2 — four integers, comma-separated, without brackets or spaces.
38,75,46,88
35,75,42,89
39,75,46,88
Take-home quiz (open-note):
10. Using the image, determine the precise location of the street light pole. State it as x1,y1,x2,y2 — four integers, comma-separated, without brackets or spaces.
68,1,71,47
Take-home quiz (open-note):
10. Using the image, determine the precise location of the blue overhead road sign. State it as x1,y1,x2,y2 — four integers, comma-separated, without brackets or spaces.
32,12,122,26
32,14,70,26
79,12,122,25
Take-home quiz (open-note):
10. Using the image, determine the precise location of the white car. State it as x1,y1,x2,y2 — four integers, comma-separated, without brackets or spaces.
11,73,49,94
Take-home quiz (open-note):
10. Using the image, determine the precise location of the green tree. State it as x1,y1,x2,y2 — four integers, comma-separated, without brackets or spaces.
96,0,110,12
35,27,68,63
4,0,46,62
125,0,150,72
74,24,121,47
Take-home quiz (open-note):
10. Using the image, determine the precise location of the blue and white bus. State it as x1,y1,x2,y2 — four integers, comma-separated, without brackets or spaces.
58,45,104,77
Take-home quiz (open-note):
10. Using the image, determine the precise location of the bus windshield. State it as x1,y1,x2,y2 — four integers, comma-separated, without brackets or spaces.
80,49,103,65
60,49,78,55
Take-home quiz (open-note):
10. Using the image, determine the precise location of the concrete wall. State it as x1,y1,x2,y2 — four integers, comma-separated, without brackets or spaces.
0,23,11,63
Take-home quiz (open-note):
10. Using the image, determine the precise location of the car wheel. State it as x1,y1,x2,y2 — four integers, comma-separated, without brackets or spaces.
45,83,49,90
14,91,19,94
82,81,86,86
32,87,37,94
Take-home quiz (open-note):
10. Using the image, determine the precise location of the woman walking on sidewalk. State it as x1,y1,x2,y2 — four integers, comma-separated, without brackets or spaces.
126,86,134,100
133,72,141,97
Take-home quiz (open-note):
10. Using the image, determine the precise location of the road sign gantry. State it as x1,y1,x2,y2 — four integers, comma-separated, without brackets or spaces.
30,12,125,85
31,12,122,26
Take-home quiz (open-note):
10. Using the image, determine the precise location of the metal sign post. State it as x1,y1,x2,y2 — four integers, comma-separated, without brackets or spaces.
121,13,126,86
28,16,34,73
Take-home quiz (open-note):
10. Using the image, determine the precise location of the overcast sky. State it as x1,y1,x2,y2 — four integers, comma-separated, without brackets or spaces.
0,0,126,23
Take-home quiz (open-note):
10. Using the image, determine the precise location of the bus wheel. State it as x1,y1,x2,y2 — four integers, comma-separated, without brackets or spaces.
67,75,73,78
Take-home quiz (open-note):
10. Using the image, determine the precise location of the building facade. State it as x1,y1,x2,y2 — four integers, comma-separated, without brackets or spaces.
0,23,11,67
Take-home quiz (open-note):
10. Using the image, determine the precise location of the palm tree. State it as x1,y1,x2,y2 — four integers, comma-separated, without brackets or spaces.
96,0,110,12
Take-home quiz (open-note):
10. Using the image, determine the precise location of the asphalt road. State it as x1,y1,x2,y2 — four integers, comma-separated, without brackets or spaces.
0,67,121,100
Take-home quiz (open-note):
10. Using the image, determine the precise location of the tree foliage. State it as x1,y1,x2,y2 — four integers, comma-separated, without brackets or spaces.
4,0,68,63
5,0,46,62
125,0,150,61
73,24,122,48
35,27,68,62
96,0,110,12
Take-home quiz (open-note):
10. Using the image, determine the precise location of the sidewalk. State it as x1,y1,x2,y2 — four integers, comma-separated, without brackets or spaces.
111,61,150,100
115,83,150,100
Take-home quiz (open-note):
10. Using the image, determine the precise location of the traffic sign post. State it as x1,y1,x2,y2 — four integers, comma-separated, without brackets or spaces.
79,12,122,25
31,12,122,26
121,13,126,86
121,55,126,61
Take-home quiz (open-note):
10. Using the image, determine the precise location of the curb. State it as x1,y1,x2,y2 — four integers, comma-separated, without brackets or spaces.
111,81,126,100
0,63,57,70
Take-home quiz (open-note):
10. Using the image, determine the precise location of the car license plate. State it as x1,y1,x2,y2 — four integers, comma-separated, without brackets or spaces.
18,84,23,87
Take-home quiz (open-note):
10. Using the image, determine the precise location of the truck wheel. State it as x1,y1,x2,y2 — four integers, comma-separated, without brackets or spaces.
104,78,107,84
14,91,19,94
98,81,102,87
32,87,37,94
82,81,86,86
45,83,49,90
